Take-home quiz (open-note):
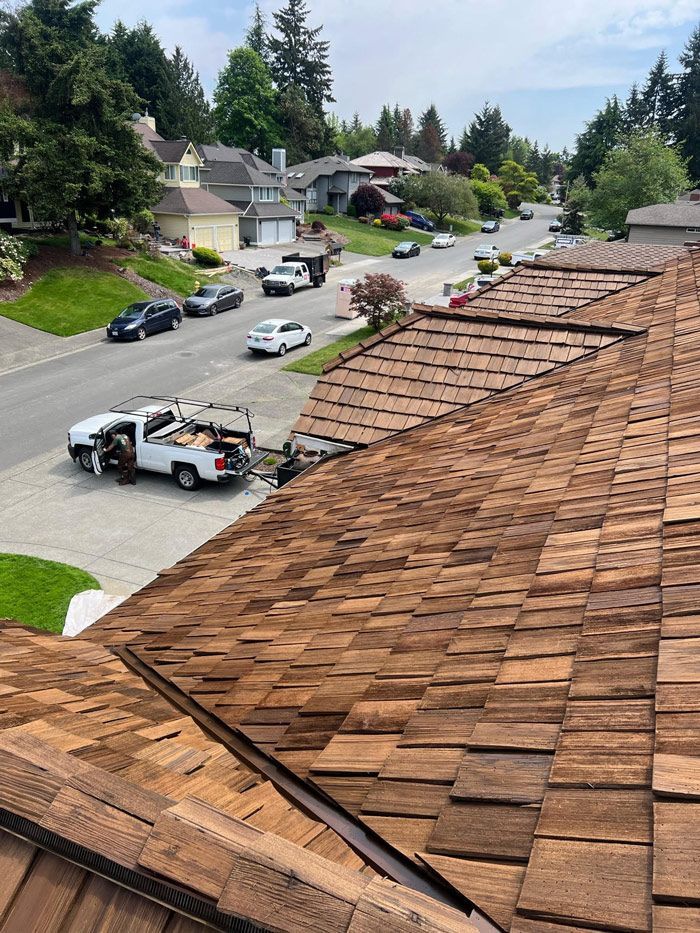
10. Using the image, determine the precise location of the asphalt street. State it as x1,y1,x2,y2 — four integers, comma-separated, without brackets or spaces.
0,204,558,470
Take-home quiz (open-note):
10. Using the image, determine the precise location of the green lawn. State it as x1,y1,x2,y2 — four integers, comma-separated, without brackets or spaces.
0,553,100,633
0,267,148,336
453,275,475,291
24,233,117,249
311,214,433,256
121,255,219,297
283,324,376,375
584,226,610,241
433,216,481,236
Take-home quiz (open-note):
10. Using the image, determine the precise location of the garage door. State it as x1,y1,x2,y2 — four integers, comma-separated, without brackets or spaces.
278,220,296,243
260,220,277,245
193,226,214,249
216,225,234,252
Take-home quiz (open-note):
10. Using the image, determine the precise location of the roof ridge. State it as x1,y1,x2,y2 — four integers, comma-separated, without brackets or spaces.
424,304,645,336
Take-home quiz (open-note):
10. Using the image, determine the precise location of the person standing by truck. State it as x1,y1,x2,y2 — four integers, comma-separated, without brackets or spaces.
104,431,136,486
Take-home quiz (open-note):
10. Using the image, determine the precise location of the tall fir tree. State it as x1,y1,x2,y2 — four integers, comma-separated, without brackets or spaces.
677,25,700,182
375,104,396,151
396,108,414,149
568,96,625,184
245,3,268,63
526,140,541,177
267,0,334,113
624,82,646,132
414,103,447,162
464,103,511,172
169,47,215,143
640,51,678,141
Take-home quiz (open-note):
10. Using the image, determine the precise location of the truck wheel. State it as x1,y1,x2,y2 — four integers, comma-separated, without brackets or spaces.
262,287,271,295
137,327,147,340
287,284,295,296
174,464,200,490
77,447,94,472
278,343,287,357
313,278,322,288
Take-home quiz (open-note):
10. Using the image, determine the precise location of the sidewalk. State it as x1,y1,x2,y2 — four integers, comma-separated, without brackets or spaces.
0,316,104,376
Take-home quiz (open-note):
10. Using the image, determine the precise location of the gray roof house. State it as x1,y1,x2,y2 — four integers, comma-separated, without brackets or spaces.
285,156,372,214
196,144,304,246
626,200,700,246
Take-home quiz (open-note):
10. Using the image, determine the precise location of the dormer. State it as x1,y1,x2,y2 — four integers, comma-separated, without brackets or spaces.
152,140,204,188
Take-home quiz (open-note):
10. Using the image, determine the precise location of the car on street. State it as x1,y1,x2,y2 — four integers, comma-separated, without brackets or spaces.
247,319,312,356
405,211,435,232
432,233,456,249
183,284,243,316
548,219,562,232
106,299,181,341
520,209,534,220
473,244,501,261
481,220,500,233
392,241,421,259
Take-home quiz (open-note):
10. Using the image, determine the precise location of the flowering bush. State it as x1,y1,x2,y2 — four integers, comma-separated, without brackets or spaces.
380,213,410,231
373,218,382,227
0,231,29,283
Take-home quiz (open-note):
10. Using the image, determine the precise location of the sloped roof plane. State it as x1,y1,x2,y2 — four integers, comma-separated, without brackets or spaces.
83,248,700,931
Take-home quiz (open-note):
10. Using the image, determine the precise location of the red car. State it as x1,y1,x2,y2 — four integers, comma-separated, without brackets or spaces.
449,285,478,308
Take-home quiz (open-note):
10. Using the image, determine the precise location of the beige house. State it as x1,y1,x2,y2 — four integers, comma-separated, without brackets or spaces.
134,116,241,251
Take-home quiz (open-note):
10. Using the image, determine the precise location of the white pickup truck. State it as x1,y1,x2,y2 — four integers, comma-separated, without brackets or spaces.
67,396,267,490
511,249,549,266
262,252,330,296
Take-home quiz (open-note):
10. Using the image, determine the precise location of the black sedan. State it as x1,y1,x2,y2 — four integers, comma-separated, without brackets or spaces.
183,284,244,316
392,241,421,258
520,209,534,220
106,299,181,341
481,220,500,233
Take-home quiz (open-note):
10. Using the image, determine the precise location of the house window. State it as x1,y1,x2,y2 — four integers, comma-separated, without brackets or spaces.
350,173,359,185
180,165,199,182
306,183,317,204
686,227,700,233
259,187,274,201
164,165,177,181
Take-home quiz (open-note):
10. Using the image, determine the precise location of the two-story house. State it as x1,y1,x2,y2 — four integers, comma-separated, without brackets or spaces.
134,116,241,252
197,144,303,246
285,156,372,214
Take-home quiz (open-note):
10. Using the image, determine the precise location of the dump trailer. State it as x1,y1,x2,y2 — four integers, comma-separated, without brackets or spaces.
262,252,330,296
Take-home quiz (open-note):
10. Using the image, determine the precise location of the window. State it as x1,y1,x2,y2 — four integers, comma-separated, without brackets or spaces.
258,187,274,201
686,227,700,233
350,173,359,185
306,182,317,203
164,165,177,181
180,165,199,182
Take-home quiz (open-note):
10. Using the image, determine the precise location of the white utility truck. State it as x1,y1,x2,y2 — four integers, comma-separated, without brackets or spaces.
67,396,267,490
261,252,330,296
511,249,549,266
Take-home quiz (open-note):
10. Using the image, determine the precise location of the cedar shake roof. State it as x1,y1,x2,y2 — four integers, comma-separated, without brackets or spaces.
85,247,700,931
151,187,241,216
292,305,641,446
534,240,688,273
0,624,470,932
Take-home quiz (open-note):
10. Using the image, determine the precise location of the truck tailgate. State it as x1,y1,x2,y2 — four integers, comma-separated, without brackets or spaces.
225,449,269,476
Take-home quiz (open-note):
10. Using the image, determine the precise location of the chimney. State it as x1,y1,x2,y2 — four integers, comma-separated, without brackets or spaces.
393,146,405,161
271,148,287,173
139,111,157,132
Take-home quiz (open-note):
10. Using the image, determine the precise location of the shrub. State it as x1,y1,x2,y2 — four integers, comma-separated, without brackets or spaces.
350,273,408,331
0,230,29,283
373,218,382,226
477,259,498,275
105,217,129,240
311,219,326,232
351,182,385,217
192,245,223,267
346,204,357,217
380,213,411,231
358,216,369,224
506,191,521,210
499,252,512,266
131,209,154,234
322,205,335,215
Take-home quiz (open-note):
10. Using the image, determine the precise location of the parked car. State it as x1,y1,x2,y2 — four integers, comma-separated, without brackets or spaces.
520,209,534,220
481,220,500,233
247,319,312,356
405,211,435,232
183,284,243,316
392,241,421,258
106,299,181,341
473,244,500,261
548,219,562,232
432,233,456,249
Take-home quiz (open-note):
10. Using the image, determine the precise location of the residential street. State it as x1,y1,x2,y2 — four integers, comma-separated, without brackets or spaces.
0,205,558,595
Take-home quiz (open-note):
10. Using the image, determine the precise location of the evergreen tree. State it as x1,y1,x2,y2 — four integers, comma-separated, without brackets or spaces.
415,104,447,162
0,0,162,256
458,126,470,152
268,0,334,113
277,84,326,163
335,116,376,159
213,47,280,154
245,3,268,63
396,108,414,149
526,141,541,178
561,175,589,234
508,134,531,165
375,104,396,151
464,102,511,172
640,51,678,140
568,96,624,184
447,136,457,155
538,145,556,186
169,47,215,143
677,25,700,182
624,82,646,132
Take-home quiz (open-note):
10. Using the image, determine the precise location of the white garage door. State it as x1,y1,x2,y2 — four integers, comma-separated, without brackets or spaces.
193,226,214,249
278,220,296,243
260,220,277,245
216,225,234,252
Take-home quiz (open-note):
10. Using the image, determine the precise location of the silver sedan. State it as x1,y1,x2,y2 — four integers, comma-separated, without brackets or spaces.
432,233,456,248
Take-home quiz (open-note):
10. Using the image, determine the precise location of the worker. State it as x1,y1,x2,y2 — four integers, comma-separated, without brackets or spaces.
181,234,189,249
104,431,136,486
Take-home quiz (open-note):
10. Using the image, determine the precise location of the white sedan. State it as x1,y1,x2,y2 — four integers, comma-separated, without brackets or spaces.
473,244,501,261
247,318,312,356
432,233,456,248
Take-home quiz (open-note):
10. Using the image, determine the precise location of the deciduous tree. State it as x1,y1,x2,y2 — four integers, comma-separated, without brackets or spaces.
443,150,474,176
213,47,280,154
350,273,408,331
404,172,478,225
350,183,384,216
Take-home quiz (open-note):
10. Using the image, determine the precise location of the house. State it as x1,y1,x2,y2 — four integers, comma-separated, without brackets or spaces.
626,198,700,246
285,155,372,214
133,115,241,252
197,144,303,246
0,167,39,232
350,148,420,187
5,242,700,931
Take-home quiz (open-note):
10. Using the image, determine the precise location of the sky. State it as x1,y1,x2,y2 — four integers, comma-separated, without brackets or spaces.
94,0,700,151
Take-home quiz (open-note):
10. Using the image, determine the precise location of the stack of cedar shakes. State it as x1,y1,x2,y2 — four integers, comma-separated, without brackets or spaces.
2,240,700,932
